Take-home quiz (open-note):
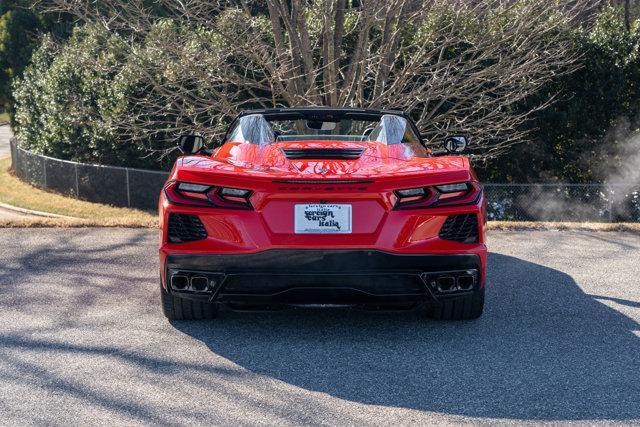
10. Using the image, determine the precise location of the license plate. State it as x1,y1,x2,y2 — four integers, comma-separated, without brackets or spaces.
294,204,352,234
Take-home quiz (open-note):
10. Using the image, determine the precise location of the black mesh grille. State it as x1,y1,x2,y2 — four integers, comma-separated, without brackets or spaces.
282,148,365,159
168,214,207,243
439,214,479,243
221,273,427,296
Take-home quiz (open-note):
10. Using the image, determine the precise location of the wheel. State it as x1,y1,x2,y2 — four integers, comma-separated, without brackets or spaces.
160,283,218,320
424,287,484,320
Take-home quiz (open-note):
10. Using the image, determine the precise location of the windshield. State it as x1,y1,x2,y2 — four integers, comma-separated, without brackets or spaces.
226,113,421,146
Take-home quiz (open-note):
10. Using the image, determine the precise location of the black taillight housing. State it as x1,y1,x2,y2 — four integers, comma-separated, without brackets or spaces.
393,187,438,209
164,181,253,210
394,182,481,210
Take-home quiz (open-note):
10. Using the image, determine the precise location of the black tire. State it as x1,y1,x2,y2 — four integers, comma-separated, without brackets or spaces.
160,284,218,320
424,287,484,320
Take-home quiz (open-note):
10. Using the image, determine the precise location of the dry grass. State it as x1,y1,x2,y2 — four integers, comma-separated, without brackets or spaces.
0,112,9,124
0,217,157,228
488,221,640,233
0,157,157,228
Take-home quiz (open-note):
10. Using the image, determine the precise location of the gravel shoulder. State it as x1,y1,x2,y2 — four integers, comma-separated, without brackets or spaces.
0,229,639,425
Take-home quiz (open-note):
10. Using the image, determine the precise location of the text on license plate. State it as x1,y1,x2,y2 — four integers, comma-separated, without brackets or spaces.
294,204,352,234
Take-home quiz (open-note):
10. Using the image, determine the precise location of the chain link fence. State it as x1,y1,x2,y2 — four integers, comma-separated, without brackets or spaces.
484,184,640,222
9,138,640,220
10,138,169,211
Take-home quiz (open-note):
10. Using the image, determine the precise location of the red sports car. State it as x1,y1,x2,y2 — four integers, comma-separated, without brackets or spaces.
159,107,486,320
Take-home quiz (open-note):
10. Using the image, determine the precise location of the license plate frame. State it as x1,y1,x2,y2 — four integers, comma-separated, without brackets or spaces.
294,204,352,234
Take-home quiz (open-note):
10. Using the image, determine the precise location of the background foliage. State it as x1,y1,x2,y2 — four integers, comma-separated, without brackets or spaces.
6,3,640,183
0,0,70,122
483,6,640,182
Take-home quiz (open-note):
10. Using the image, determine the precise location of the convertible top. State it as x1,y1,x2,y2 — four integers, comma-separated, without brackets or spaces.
228,107,423,144
238,106,407,120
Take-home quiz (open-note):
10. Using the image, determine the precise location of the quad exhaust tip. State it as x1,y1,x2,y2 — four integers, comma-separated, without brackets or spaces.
190,276,209,292
170,272,223,293
171,274,189,291
457,275,475,291
436,276,456,292
426,270,477,293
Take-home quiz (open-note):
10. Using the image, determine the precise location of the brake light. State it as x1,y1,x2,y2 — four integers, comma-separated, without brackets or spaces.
394,182,481,209
164,181,253,210
436,183,469,193
214,187,253,208
435,183,471,202
176,182,210,201
434,182,480,207
394,187,438,209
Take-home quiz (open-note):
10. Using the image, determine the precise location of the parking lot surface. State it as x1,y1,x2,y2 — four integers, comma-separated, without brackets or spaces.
0,229,639,425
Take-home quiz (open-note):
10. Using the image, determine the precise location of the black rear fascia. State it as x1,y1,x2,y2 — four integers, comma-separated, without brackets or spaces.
166,250,480,273
166,251,481,305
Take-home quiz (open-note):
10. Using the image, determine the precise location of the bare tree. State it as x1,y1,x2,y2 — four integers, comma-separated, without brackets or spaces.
624,0,632,29
40,0,596,160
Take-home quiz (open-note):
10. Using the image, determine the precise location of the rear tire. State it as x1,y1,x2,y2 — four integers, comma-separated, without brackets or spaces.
160,283,218,320
424,287,484,320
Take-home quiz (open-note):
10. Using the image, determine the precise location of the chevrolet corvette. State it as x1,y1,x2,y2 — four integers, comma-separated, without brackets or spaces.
159,107,486,320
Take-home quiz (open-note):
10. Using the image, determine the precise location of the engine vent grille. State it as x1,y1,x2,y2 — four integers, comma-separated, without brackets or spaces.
273,179,373,184
168,214,207,243
281,148,365,160
439,214,479,243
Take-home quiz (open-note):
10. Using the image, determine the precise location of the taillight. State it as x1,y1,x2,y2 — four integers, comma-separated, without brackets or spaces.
394,187,438,209
214,187,253,209
435,183,469,194
164,181,253,210
394,182,481,210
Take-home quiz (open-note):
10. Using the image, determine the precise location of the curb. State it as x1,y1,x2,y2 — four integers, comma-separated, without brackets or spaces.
0,202,77,219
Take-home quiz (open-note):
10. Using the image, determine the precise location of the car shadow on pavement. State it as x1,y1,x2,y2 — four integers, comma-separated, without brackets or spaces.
172,252,640,422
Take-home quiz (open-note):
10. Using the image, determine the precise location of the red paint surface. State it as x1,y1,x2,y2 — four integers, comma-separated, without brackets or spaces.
159,140,487,288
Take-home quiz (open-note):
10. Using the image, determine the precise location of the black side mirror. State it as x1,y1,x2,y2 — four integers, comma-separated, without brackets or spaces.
177,134,204,154
444,135,468,154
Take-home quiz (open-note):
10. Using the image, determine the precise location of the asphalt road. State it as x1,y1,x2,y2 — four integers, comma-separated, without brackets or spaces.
0,229,639,425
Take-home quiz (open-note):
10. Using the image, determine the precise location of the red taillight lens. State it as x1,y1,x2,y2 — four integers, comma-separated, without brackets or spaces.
393,182,481,209
394,187,438,209
164,181,253,210
209,187,253,210
165,182,212,207
433,182,481,207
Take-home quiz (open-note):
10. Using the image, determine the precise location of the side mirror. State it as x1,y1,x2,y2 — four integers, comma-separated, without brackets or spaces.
444,135,468,153
177,134,204,154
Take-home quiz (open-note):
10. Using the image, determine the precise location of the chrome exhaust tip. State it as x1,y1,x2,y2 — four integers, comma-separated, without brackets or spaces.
171,274,189,291
457,274,475,291
422,269,478,294
436,275,456,292
190,276,209,292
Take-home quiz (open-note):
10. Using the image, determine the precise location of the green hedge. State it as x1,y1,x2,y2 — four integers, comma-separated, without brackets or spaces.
13,22,254,170
11,7,640,181
0,0,71,122
480,7,640,183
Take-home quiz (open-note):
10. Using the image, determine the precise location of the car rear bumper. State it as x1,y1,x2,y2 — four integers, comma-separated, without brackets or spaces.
164,250,484,305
